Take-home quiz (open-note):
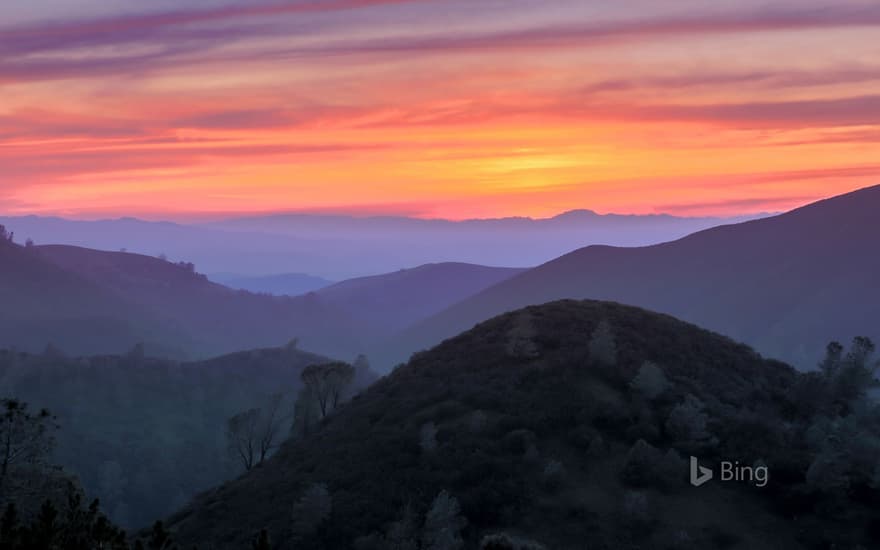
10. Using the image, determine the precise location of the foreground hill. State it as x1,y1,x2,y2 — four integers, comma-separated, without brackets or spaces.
0,342,376,529
391,185,880,369
33,245,371,358
315,263,526,331
166,301,879,549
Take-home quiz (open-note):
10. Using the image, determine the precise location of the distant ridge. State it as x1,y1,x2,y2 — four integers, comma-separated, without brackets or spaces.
32,244,371,359
0,210,762,279
388,185,880,369
315,262,526,331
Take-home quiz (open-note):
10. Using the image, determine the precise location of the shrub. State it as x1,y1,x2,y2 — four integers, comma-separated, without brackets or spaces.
589,320,617,367
468,410,488,433
620,490,655,530
420,422,439,453
541,459,566,492
423,490,467,550
656,449,687,490
665,395,717,451
630,361,670,400
620,439,663,487
587,434,607,458
291,483,332,538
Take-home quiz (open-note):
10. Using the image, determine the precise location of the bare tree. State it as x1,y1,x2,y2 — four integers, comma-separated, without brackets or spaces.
227,408,260,471
257,393,286,464
0,399,57,497
300,362,355,418
226,394,290,471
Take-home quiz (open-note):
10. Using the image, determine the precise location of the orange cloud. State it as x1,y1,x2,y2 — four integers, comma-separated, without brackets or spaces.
1,1,879,219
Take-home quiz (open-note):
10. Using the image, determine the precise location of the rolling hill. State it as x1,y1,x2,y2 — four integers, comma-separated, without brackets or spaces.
388,185,880,370
165,300,879,549
1,237,530,360
33,245,371,359
314,263,526,331
0,236,187,356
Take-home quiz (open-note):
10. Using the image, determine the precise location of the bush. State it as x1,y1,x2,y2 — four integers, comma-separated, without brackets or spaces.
665,395,717,451
589,320,617,367
630,361,670,400
423,490,467,550
291,483,332,538
542,459,566,492
620,490,655,531
420,422,439,453
620,439,663,487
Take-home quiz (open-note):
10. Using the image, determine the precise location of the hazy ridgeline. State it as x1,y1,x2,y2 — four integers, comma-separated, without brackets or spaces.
0,212,762,280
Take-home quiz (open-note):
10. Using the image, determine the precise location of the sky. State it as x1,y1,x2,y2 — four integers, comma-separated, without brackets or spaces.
1,0,879,220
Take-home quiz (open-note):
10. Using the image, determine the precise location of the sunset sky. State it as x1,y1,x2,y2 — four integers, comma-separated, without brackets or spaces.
2,0,879,220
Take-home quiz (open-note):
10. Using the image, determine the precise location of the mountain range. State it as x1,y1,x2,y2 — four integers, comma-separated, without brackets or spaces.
1,186,877,369
0,211,763,280
0,238,526,360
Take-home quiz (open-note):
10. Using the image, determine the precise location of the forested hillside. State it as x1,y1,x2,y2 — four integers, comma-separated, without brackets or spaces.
167,300,880,549
0,343,376,529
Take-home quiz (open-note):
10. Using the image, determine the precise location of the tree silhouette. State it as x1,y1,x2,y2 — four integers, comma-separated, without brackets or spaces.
589,320,617,367
300,362,355,418
0,399,57,497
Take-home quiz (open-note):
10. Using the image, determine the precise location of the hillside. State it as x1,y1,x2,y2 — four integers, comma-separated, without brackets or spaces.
166,301,880,549
315,263,526,331
0,342,376,529
389,185,880,369
33,245,371,358
0,236,186,356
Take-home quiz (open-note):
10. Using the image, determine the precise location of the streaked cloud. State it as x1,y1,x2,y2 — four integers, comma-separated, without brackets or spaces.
1,0,879,218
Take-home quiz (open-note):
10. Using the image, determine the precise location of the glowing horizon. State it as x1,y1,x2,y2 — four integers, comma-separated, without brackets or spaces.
2,0,879,220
